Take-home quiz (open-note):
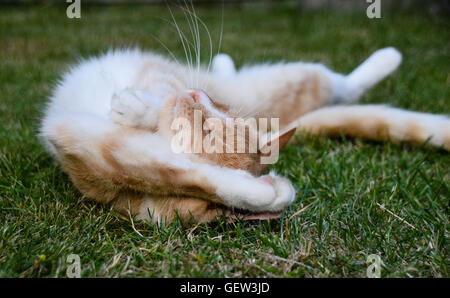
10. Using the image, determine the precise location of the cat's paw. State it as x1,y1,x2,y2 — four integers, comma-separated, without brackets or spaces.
213,169,295,212
110,88,161,128
258,172,296,211
369,47,402,77
344,47,402,103
216,171,277,210
212,53,236,76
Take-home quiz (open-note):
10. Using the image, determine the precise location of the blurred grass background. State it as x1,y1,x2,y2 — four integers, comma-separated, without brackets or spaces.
0,2,449,277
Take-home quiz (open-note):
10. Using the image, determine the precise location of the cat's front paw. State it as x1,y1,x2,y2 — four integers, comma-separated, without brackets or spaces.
110,88,161,129
214,169,296,213
258,172,296,211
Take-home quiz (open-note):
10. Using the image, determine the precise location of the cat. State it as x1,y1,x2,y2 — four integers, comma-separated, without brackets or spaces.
39,47,450,225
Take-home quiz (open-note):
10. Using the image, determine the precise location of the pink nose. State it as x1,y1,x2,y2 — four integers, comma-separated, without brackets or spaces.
187,89,209,104
189,91,201,103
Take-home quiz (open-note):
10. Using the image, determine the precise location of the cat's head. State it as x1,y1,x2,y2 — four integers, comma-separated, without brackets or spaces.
158,89,296,176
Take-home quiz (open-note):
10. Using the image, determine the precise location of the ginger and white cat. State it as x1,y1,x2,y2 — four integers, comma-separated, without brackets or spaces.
40,47,450,225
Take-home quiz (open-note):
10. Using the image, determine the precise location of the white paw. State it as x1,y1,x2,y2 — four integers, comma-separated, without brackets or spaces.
110,88,161,128
346,47,402,100
370,47,402,77
212,53,236,76
216,172,277,211
259,171,296,211
217,171,296,212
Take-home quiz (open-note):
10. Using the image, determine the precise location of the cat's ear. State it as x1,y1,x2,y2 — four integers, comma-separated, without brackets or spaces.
257,127,296,173
275,126,297,151
259,127,296,153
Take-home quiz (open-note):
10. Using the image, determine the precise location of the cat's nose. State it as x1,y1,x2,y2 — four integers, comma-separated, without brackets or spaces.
186,89,209,104
189,90,201,103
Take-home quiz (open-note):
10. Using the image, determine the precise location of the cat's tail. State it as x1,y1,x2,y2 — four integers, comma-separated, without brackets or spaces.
329,47,402,103
288,105,450,150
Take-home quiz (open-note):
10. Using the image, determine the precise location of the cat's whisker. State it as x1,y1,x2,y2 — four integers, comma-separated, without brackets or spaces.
150,34,183,68
177,1,198,89
167,4,195,88
193,6,213,90
187,0,201,89
175,1,199,89
179,1,212,91
162,22,197,88
234,106,251,119
202,2,224,92
217,1,224,57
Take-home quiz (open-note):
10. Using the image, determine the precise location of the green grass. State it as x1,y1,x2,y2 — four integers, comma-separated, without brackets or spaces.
0,4,449,277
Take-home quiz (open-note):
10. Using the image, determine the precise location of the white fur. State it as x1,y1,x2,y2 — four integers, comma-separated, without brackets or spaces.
345,47,402,102
110,88,162,128
212,53,236,76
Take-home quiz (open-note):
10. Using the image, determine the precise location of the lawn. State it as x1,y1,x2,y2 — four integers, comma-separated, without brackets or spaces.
0,3,448,278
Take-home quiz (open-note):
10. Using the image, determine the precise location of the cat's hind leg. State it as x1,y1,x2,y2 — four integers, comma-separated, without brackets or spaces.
110,88,163,129
327,47,402,104
288,105,450,150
